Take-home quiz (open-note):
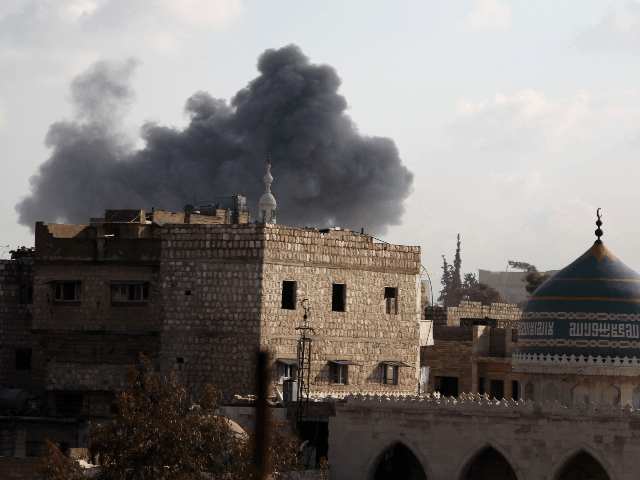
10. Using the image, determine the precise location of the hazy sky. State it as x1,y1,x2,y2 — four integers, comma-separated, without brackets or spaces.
2,0,640,296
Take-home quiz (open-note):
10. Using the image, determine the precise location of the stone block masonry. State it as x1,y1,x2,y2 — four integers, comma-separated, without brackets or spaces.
159,223,422,400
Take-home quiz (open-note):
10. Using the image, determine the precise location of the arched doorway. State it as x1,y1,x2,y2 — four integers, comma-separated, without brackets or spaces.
463,447,517,480
373,443,427,480
557,452,609,480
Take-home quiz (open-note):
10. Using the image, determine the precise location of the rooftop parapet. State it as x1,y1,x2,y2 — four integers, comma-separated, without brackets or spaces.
340,392,640,417
512,352,640,375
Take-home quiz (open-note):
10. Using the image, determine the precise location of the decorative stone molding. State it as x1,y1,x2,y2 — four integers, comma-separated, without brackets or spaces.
340,392,640,416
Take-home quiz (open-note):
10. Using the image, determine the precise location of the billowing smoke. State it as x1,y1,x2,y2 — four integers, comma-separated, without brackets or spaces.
16,45,413,233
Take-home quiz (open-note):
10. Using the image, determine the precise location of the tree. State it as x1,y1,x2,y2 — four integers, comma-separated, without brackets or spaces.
439,235,501,307
508,260,550,295
439,234,463,307
36,355,318,480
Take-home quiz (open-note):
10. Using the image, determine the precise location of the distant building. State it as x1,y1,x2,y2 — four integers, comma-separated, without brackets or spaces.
478,268,558,305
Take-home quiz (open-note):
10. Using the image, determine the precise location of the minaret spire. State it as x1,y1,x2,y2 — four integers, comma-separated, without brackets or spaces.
258,152,277,224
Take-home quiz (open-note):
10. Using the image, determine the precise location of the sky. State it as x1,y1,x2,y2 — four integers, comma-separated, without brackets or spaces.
2,0,640,298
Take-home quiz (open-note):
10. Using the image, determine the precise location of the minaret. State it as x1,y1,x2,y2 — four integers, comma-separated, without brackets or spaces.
258,154,277,224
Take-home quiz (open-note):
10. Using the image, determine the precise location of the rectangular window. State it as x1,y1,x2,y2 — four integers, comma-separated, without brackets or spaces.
15,348,32,370
332,284,346,312
330,362,348,384
277,359,297,383
382,364,398,385
56,393,84,415
53,282,81,306
434,376,458,397
281,281,296,310
25,441,43,458
490,379,505,400
111,283,150,307
511,329,518,343
384,287,398,315
478,377,485,395
511,380,519,400
19,285,33,305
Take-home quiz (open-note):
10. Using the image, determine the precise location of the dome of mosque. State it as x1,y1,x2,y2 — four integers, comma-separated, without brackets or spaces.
518,211,640,359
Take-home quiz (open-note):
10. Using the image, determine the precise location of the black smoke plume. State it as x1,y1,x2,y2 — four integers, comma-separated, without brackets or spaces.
16,45,413,233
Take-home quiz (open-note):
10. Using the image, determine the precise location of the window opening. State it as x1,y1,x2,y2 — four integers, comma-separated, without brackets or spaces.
382,364,398,385
490,379,504,400
20,285,33,305
277,358,298,383
111,283,150,307
463,447,517,480
281,281,296,310
330,360,356,384
15,348,32,370
53,282,81,306
511,380,519,400
434,376,458,397
384,287,398,315
176,358,184,364
478,377,485,395
56,393,84,415
332,284,346,312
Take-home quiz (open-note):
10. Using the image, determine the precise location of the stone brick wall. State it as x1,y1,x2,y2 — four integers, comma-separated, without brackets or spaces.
0,457,41,480
424,300,520,325
0,259,38,393
158,223,422,401
329,394,639,480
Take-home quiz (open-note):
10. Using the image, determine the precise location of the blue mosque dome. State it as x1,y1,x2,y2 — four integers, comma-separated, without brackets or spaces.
518,211,640,359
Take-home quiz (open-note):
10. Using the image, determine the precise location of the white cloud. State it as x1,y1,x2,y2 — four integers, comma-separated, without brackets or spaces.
455,0,510,32
168,0,245,29
577,1,640,55
449,88,640,152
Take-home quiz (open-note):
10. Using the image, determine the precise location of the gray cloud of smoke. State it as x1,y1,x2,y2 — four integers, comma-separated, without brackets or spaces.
16,45,414,233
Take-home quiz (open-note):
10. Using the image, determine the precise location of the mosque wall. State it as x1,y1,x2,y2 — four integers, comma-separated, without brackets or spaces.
329,394,639,480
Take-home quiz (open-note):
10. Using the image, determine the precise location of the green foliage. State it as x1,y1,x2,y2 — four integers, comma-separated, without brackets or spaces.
439,235,502,307
36,354,324,480
508,260,550,295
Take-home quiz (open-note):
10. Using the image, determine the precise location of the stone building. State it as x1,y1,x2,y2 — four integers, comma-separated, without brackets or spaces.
478,268,558,305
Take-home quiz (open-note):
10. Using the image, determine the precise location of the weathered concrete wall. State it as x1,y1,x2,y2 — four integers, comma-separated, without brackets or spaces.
329,394,639,480
0,259,37,393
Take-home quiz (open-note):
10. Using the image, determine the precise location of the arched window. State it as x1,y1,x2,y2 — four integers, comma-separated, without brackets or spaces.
632,386,640,409
373,443,427,480
557,451,609,480
571,383,589,404
524,382,534,402
463,447,517,480
545,383,560,403
600,384,620,405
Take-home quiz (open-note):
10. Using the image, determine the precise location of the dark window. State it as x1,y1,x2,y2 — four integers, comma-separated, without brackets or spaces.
490,379,505,400
332,284,346,312
20,285,33,305
111,283,150,307
330,362,348,384
56,393,84,415
382,364,398,385
15,348,32,370
434,376,458,397
511,329,518,343
384,287,398,315
478,377,485,395
26,441,43,458
281,281,296,310
53,282,81,306
278,360,297,383
176,357,184,364
511,380,519,400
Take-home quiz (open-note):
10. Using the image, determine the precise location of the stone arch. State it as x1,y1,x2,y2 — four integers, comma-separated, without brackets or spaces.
632,385,640,408
571,382,589,404
363,437,433,480
601,384,620,405
453,439,524,480
544,382,561,404
524,381,535,402
546,444,617,480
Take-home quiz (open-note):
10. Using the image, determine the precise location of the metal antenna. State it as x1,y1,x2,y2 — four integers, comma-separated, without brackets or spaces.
295,298,313,462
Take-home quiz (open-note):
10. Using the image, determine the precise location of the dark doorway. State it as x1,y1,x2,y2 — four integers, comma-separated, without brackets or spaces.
557,452,609,480
463,447,517,480
297,421,328,470
374,443,427,480
490,380,504,400
434,376,458,397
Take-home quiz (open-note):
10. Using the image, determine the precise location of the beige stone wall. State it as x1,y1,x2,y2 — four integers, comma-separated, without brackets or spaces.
425,301,520,325
329,394,639,480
